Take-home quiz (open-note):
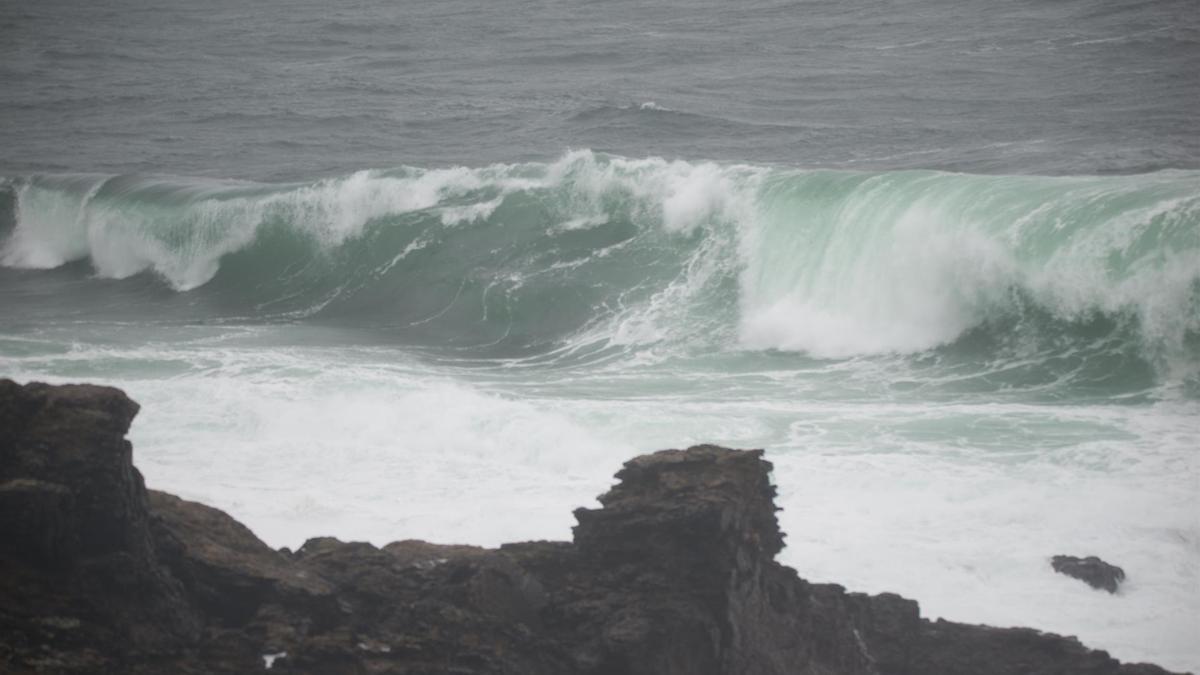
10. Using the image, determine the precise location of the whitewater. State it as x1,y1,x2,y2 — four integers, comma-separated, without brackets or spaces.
3,0,1200,668
1,151,1197,670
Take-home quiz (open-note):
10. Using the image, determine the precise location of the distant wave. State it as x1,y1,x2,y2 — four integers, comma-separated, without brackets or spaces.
2,151,1197,378
569,104,798,136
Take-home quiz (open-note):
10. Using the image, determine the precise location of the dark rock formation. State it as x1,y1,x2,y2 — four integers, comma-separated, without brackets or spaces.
0,380,200,672
1052,555,1127,594
0,379,1187,674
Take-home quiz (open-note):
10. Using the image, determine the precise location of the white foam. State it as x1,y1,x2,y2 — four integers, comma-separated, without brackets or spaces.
734,172,1200,361
440,196,503,226
1,178,102,268
1,166,510,289
772,401,1200,672
111,352,632,547
2,339,1196,671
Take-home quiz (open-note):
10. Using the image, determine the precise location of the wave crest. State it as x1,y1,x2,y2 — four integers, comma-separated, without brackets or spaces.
2,153,1197,375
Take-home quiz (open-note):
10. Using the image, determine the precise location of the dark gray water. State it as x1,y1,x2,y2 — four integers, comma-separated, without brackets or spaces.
3,0,1198,179
1,0,1199,670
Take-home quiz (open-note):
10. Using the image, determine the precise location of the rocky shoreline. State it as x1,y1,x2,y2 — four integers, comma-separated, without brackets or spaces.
0,379,1186,674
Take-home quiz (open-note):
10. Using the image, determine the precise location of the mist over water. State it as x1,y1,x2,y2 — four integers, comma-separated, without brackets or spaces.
2,0,1198,670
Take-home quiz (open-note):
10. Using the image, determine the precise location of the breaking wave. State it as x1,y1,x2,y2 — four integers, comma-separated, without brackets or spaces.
2,151,1198,378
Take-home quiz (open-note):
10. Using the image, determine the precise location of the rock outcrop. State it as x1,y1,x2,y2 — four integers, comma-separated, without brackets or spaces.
0,380,199,672
0,379,1187,674
1051,555,1126,594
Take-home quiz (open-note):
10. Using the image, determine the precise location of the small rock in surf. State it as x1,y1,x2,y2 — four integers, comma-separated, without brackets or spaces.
1051,555,1126,593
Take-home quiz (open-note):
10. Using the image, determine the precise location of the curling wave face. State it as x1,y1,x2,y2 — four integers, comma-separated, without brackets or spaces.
2,151,1198,388
3,154,1200,671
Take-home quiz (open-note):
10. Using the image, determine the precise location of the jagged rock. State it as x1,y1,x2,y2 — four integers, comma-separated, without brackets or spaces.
382,539,487,567
0,379,1187,674
1052,555,1127,594
0,379,200,671
148,487,339,664
0,380,145,560
559,445,876,674
0,478,76,568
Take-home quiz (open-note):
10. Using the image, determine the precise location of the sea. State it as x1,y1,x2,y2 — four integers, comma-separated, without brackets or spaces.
1,0,1197,669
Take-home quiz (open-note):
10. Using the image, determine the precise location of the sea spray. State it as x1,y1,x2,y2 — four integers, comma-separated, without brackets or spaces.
2,152,1197,381
2,154,1198,672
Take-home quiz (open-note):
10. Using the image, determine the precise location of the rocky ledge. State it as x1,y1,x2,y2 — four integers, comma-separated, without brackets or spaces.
0,379,1186,674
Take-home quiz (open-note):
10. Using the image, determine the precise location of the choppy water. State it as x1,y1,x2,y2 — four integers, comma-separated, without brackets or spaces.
2,0,1198,669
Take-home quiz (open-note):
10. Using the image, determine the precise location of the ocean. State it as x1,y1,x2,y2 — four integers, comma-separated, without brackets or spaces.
1,0,1197,669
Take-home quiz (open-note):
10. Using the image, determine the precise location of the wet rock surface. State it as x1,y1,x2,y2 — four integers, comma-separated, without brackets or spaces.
0,379,1186,674
1052,555,1127,594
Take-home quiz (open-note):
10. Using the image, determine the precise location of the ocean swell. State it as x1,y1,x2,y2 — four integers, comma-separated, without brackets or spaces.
2,151,1197,374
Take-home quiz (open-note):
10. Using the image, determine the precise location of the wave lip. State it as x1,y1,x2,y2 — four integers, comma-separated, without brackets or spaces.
736,170,1200,367
1,154,1197,381
0,166,518,290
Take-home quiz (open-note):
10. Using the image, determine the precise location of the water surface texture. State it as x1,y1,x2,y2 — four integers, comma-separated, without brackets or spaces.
2,0,1198,669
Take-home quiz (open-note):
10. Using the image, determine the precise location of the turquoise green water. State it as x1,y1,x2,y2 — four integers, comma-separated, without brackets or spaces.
2,154,1198,668
4,0,1199,666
